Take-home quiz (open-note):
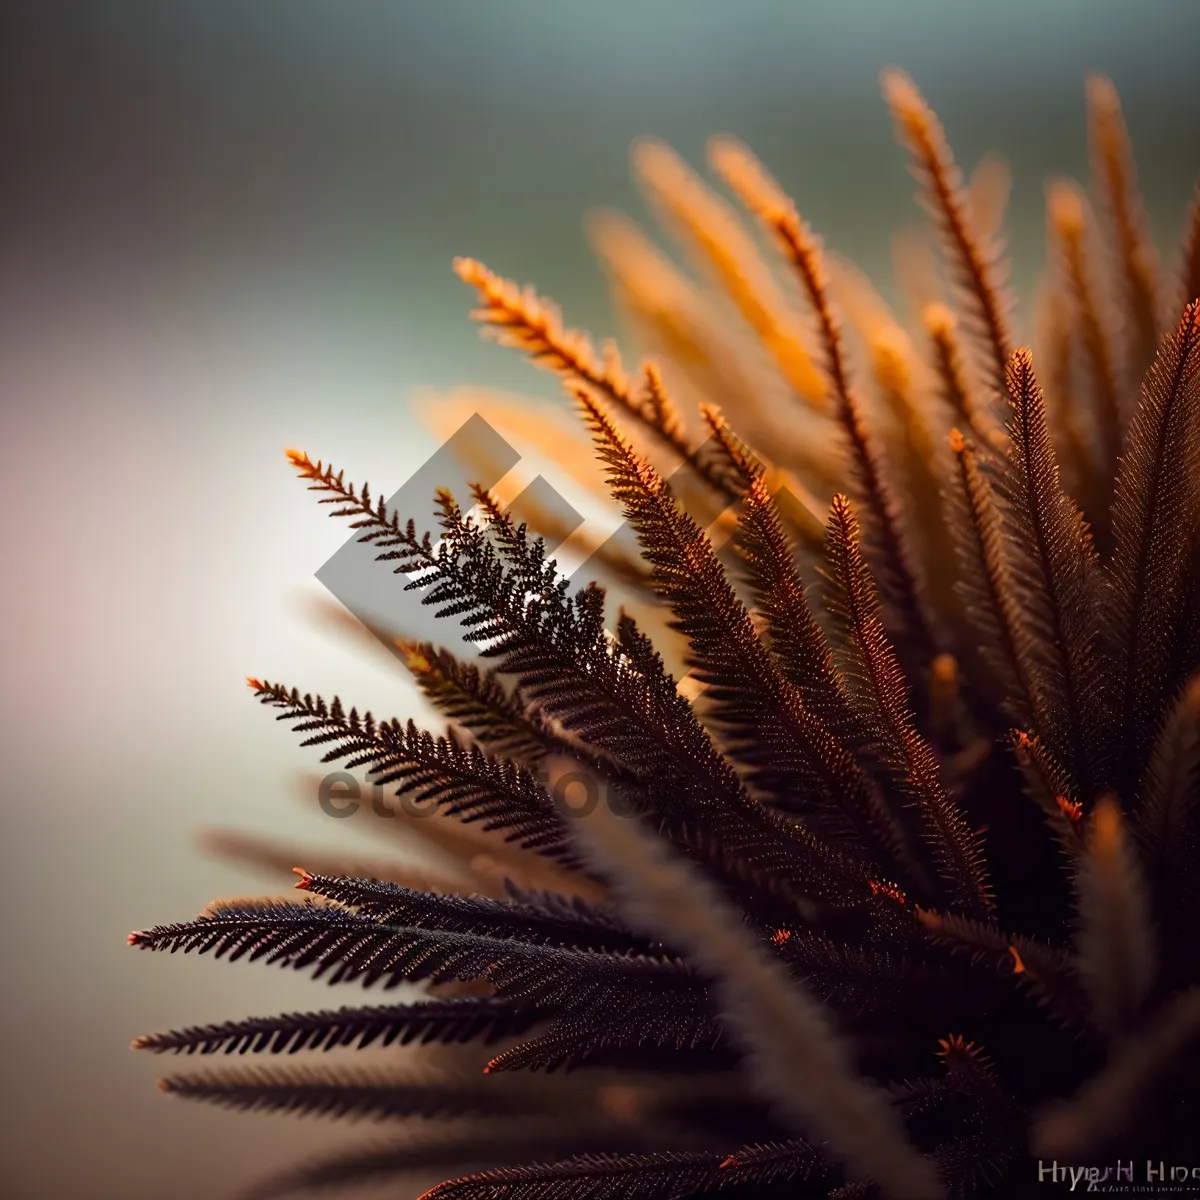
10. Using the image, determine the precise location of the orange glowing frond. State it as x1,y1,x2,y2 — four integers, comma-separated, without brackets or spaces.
1056,795,1083,824
1008,945,1026,975
453,256,637,408
868,879,909,905
635,137,827,409
284,447,318,477
936,1033,973,1058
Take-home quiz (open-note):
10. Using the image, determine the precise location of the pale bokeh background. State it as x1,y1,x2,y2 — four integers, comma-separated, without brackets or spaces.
2,2,1198,1197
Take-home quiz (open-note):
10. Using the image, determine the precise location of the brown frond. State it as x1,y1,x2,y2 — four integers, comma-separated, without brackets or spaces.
250,681,574,865
197,828,472,896
249,1124,672,1200
633,137,827,410
710,136,937,663
822,495,992,920
1032,273,1102,522
1134,673,1200,950
701,407,853,738
396,638,567,766
1104,302,1200,787
869,331,957,626
881,69,1015,394
947,429,1038,722
589,213,843,496
1087,75,1160,383
1074,795,1156,1038
135,73,1200,1200
570,787,943,1200
421,1152,727,1200
579,392,914,889
156,1065,554,1122
586,209,744,407
998,348,1102,791
1046,181,1125,486
1009,731,1085,860
914,908,1089,1032
452,258,731,499
133,996,537,1056
923,305,1006,455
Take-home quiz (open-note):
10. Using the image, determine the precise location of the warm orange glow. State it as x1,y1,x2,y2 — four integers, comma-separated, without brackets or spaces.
869,878,909,905
1056,794,1083,823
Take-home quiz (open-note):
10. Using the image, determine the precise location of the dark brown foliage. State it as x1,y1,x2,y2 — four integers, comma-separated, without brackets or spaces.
132,72,1200,1200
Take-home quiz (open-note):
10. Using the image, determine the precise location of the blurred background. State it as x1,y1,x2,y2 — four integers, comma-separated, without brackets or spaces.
2,2,1198,1197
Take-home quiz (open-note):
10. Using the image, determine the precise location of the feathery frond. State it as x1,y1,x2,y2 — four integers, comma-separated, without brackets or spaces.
569,781,943,1200
997,348,1102,790
134,70,1200,1200
821,494,991,919
1087,74,1160,385
1073,796,1156,1038
1103,302,1200,786
881,69,1015,395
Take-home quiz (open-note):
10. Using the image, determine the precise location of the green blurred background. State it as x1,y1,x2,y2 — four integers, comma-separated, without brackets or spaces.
2,2,1198,1197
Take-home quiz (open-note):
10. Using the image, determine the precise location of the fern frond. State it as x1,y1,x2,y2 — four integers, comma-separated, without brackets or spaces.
712,1139,833,1189
822,495,992,920
1104,302,1200,786
570,785,944,1200
293,871,645,954
881,69,1015,394
586,209,761,422
453,257,731,498
250,681,572,862
702,407,854,737
1047,181,1125,486
247,1124,673,1200
709,136,936,663
998,348,1102,790
129,901,697,1007
1135,673,1200,901
946,428,1037,723
421,1151,727,1200
633,137,827,410
1074,795,1156,1038
197,827,469,895
157,1065,552,1121
581,390,915,891
1009,730,1085,860
397,639,566,765
289,462,773,874
132,996,538,1056
1033,271,1100,516
923,305,1006,456
914,908,1089,1032
482,997,721,1074
1087,75,1160,384
869,331,958,625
